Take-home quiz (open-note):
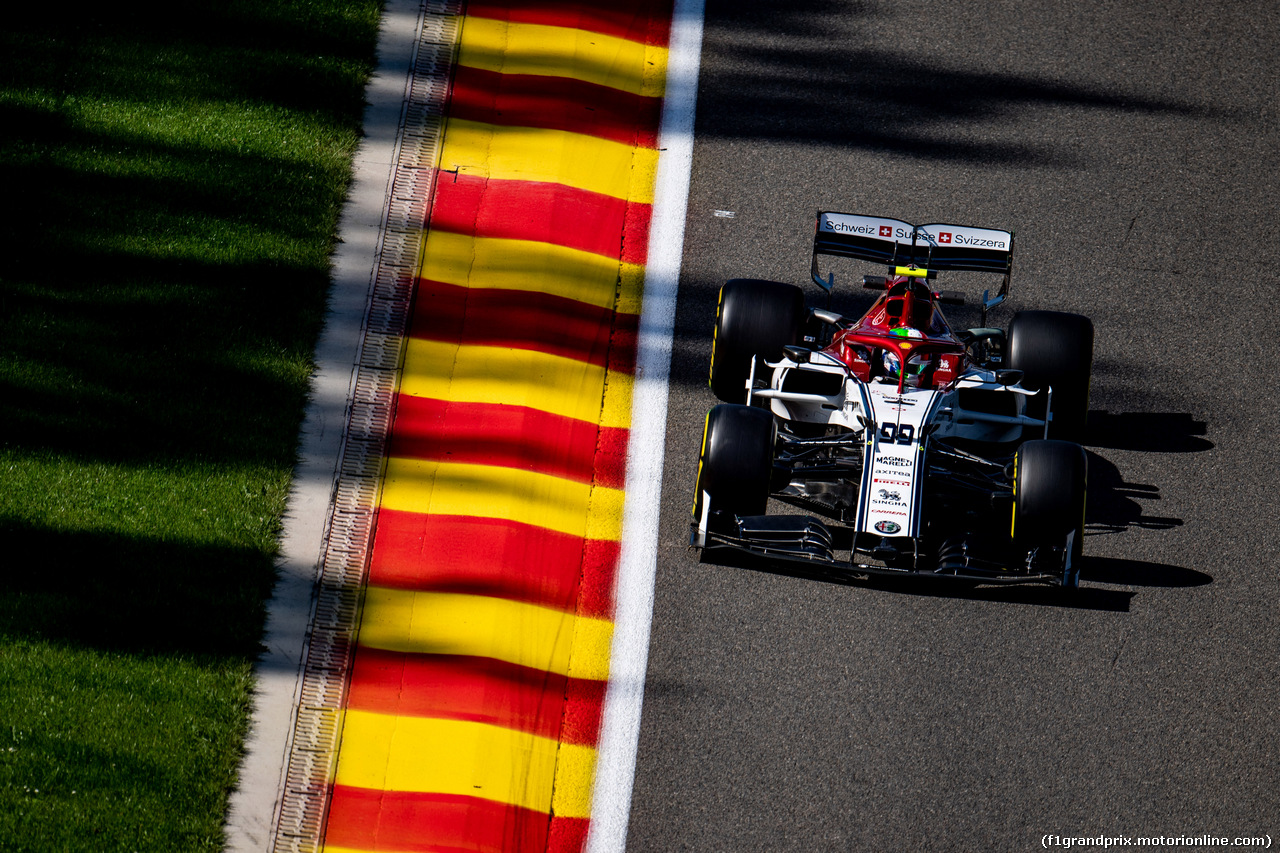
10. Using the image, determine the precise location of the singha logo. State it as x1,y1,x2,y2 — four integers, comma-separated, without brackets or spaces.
877,489,902,502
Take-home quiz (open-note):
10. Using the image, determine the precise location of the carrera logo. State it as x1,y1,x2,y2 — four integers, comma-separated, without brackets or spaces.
879,225,893,237
938,231,952,243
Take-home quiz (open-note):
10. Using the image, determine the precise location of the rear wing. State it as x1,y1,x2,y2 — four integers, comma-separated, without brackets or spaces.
812,211,1015,312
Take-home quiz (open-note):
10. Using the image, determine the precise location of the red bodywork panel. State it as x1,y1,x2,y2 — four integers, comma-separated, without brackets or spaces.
824,277,966,393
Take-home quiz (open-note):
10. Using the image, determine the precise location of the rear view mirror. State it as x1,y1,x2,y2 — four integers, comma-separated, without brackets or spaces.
783,345,811,363
995,369,1024,386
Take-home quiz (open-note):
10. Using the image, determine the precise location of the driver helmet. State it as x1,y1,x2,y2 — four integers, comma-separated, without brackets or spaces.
881,349,931,387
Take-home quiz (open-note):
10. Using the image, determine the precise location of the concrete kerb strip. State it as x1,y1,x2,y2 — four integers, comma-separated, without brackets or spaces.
224,1,437,849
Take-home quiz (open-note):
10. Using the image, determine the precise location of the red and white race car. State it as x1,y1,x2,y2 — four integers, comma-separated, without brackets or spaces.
691,212,1094,587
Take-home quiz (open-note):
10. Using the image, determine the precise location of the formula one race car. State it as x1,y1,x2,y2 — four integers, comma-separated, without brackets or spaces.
691,212,1094,587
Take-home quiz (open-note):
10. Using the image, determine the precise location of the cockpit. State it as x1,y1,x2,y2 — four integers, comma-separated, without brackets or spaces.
834,279,965,391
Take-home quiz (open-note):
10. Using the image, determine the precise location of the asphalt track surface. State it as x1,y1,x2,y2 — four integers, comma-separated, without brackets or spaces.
627,0,1280,850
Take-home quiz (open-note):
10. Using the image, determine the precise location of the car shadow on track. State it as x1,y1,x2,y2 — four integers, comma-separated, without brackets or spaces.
697,548,1138,612
1081,409,1214,590
700,547,1207,613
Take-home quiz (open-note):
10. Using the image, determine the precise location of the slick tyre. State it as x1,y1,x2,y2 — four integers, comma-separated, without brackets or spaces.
709,279,804,404
1007,310,1094,442
1012,439,1087,572
693,404,775,520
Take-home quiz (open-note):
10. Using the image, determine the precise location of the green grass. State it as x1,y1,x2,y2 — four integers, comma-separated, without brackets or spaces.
0,0,383,848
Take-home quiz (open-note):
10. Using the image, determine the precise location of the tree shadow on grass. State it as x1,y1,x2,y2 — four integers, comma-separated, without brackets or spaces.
1,0,380,474
0,4,372,847
2,250,326,471
0,517,274,660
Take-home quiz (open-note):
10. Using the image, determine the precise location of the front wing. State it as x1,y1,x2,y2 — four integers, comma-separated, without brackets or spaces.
691,513,1073,587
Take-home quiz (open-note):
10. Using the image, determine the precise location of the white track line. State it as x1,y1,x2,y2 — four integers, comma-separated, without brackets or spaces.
585,1,706,851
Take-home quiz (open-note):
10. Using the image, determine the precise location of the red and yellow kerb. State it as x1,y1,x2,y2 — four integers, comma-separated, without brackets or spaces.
321,1,674,851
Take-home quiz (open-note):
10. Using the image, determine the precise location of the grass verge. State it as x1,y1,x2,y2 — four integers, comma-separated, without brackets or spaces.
0,1,383,848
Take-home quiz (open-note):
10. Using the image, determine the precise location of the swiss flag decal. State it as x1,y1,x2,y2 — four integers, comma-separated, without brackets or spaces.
939,232,952,243
879,226,892,237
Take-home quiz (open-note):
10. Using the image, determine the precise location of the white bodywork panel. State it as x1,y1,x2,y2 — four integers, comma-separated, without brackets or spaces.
756,356,1041,538
858,384,939,538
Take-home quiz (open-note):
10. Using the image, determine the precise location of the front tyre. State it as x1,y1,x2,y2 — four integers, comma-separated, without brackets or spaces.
1012,439,1087,587
1007,310,1094,442
709,279,804,404
693,404,775,521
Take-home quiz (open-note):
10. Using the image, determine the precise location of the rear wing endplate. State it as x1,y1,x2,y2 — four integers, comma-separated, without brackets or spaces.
811,211,1015,313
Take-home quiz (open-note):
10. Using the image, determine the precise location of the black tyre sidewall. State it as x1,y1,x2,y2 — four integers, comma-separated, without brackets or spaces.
710,279,804,404
694,404,775,518
1007,310,1094,442
1013,439,1087,546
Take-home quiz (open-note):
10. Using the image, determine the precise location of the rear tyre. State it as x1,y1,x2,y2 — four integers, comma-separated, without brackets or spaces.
693,404,775,521
1013,439,1087,586
709,279,804,403
1006,310,1094,442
